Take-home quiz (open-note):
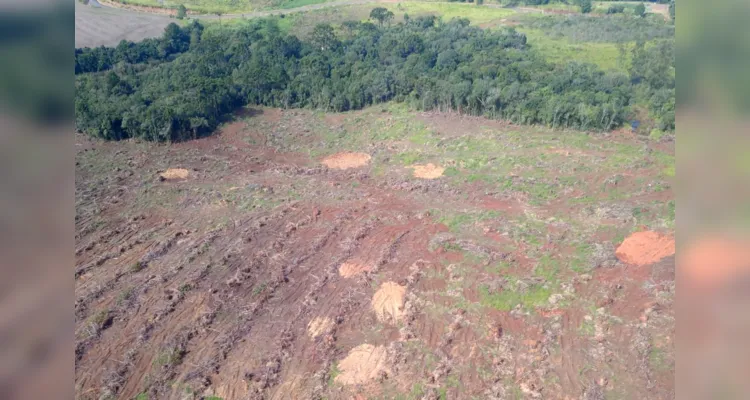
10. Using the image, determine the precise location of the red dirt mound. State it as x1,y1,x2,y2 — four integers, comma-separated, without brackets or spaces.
615,231,675,266
321,152,371,169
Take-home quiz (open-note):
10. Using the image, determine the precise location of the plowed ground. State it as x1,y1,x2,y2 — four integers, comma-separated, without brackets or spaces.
75,105,675,399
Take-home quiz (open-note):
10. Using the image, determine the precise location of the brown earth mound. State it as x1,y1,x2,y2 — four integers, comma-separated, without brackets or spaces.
307,316,334,338
335,344,389,386
321,153,371,169
338,261,371,278
160,168,189,180
411,163,445,179
616,231,675,266
371,281,406,322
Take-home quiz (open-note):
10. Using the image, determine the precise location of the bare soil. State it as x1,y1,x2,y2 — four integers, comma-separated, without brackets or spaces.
160,168,190,180
371,281,407,323
338,261,371,278
321,152,371,169
411,163,445,179
75,105,674,399
335,344,389,386
615,231,675,266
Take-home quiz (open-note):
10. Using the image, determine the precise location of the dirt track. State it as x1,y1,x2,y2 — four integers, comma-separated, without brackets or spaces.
75,106,675,399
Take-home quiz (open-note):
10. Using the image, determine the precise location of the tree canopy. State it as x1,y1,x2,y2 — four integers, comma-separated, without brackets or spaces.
578,0,592,14
634,3,646,17
75,14,673,142
369,7,394,27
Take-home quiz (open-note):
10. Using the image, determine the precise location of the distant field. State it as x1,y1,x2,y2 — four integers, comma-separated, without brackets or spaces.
201,2,517,39
384,2,515,24
76,0,670,77
75,1,173,48
521,29,625,71
111,0,335,14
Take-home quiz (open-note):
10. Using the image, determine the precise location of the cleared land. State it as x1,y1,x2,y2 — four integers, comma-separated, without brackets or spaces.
75,0,174,48
76,104,674,399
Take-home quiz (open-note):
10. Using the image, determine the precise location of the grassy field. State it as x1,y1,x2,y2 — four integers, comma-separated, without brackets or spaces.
520,28,626,71
111,0,259,14
384,2,515,24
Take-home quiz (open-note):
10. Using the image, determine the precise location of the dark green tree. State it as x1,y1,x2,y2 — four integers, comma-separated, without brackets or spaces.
369,7,394,27
310,23,340,51
74,15,672,141
579,0,592,14
176,4,187,19
634,3,646,17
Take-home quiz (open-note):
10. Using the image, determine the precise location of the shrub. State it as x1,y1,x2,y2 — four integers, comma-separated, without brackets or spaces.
176,4,187,20
579,0,592,14
634,3,646,17
649,129,665,141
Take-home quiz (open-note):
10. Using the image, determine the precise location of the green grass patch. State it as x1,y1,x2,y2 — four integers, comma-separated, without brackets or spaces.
436,210,500,233
396,151,424,165
579,316,596,336
535,254,560,282
480,282,552,312
519,29,626,71
328,362,341,386
652,150,675,177
135,393,149,400
648,346,671,372
569,243,594,273
278,0,327,10
386,3,515,25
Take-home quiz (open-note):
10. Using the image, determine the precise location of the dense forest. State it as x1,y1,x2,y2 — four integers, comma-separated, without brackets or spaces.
75,14,674,142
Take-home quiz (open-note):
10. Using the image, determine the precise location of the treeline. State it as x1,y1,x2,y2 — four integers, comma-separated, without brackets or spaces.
76,16,647,141
630,39,674,130
75,22,204,74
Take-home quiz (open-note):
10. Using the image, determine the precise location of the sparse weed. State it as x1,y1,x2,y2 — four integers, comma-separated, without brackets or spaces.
178,283,193,294
252,282,268,296
130,261,146,273
436,210,500,233
116,288,134,306
579,317,596,336
648,346,671,372
396,151,423,166
480,282,551,312
327,362,341,386
91,309,111,330
153,347,184,369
